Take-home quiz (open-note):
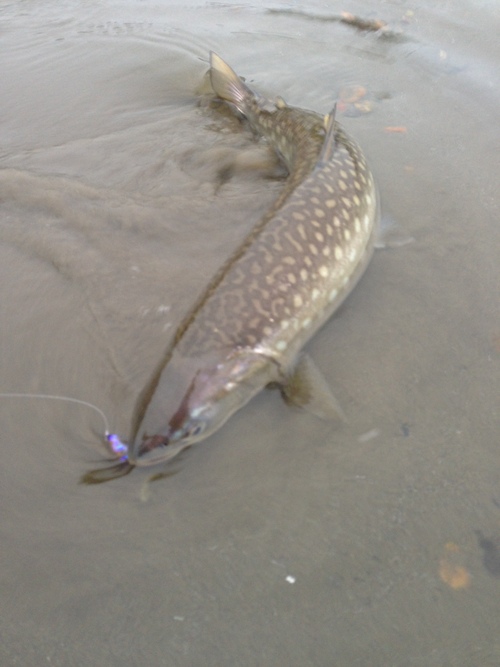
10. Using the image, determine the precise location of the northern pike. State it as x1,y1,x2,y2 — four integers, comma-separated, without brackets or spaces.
82,52,379,483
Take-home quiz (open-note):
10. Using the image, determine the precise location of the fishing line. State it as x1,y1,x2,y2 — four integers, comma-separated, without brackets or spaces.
0,393,128,459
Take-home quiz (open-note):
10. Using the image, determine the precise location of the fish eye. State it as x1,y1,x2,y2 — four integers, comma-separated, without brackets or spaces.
189,423,204,437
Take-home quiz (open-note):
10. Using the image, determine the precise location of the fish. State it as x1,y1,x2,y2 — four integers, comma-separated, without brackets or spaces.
82,52,379,482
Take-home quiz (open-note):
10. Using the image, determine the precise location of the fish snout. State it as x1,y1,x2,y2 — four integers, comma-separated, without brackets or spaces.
129,433,171,467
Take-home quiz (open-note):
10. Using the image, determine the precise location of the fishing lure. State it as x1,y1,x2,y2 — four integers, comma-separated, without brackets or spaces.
105,433,128,460
0,392,127,461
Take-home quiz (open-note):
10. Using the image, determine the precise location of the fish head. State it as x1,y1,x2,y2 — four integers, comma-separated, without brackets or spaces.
128,348,273,467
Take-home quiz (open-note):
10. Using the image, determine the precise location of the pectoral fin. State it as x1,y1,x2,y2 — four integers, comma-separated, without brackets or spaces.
280,354,345,422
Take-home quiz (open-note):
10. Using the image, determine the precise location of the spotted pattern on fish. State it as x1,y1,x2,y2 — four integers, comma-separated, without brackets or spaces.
173,91,377,367
129,52,379,455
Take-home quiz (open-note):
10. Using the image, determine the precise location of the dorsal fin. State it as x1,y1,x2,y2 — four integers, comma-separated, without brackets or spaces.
275,96,288,110
317,104,338,166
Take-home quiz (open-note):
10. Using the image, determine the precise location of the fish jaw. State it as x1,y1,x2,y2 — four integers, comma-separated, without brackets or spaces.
129,433,188,468
128,348,278,467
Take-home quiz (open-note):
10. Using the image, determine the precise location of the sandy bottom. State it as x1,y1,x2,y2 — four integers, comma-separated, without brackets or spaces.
1,1,499,665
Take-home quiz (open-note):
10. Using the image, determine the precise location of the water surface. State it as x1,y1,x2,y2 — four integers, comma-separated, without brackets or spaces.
1,1,499,665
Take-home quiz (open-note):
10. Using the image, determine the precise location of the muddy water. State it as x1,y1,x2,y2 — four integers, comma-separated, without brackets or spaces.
1,1,499,665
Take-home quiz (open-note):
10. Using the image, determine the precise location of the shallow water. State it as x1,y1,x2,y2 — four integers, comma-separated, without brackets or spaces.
1,1,499,665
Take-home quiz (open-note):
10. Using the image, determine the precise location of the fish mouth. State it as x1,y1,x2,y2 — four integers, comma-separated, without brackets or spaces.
128,435,185,466
128,435,169,466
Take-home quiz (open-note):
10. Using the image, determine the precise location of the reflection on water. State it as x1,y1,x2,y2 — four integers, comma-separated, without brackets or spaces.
1,1,499,665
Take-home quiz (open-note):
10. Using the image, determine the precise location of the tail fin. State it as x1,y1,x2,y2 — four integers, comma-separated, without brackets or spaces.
209,52,252,114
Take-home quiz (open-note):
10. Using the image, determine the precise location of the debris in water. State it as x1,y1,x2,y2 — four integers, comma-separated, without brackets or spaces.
340,11,387,32
338,85,367,105
438,542,471,590
357,428,380,443
337,85,374,117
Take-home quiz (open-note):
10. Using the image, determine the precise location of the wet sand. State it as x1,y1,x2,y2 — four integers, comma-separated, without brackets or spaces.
1,1,499,665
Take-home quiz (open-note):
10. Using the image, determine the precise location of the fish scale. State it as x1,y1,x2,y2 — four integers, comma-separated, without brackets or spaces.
85,52,380,479
177,92,377,366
